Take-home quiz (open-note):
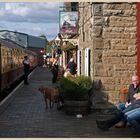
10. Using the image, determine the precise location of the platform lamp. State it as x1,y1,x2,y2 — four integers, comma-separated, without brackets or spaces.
55,33,62,56
54,33,63,66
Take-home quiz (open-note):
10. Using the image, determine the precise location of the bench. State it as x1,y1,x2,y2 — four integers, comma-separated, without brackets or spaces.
118,88,140,124
119,88,129,102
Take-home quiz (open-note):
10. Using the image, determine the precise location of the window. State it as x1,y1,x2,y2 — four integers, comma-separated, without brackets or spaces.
84,48,91,76
71,2,78,11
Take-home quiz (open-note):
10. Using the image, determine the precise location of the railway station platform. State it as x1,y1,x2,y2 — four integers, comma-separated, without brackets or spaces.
0,67,134,138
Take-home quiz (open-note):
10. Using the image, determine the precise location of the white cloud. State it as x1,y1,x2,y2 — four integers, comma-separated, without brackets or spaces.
0,2,62,23
0,2,63,40
0,21,59,40
5,3,29,16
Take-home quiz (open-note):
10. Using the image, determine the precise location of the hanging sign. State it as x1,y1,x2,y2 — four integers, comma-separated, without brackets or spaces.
59,11,79,34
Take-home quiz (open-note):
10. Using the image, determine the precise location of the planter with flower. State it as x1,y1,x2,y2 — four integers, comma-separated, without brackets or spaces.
59,75,92,115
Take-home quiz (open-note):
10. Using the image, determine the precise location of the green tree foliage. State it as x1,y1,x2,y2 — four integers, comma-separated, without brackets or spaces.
45,41,52,53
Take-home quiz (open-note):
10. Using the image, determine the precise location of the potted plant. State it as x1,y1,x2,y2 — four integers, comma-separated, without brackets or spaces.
59,75,92,115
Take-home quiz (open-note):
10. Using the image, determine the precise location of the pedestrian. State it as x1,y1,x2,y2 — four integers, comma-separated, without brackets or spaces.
51,59,59,83
23,56,30,85
115,75,140,127
66,58,77,76
96,92,140,136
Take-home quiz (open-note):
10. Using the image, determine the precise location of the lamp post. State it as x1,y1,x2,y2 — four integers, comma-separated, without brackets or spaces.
54,33,63,66
55,34,63,56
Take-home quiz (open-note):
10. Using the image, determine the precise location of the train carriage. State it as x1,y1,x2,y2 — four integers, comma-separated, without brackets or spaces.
0,38,38,92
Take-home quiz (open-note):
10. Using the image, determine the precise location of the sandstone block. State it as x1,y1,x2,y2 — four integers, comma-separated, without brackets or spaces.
103,57,123,64
110,16,136,27
123,57,136,64
93,4,103,16
103,3,133,10
103,32,131,38
93,26,102,37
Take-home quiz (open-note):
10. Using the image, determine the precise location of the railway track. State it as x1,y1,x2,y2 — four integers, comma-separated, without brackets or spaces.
0,76,24,102
0,67,36,102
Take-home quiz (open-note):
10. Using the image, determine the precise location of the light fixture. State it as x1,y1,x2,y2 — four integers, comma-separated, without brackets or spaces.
54,33,62,55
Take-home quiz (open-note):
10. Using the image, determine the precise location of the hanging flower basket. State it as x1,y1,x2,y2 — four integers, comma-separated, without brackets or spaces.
59,76,92,115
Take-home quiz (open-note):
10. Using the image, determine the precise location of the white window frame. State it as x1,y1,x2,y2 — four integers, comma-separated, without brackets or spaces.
84,48,90,76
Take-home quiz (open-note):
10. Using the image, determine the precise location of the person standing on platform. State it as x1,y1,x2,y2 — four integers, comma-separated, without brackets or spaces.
51,59,59,83
23,56,30,85
66,58,77,76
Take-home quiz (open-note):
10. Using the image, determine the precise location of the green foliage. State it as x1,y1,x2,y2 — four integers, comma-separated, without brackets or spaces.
59,76,92,101
45,41,53,53
45,45,52,53
61,42,77,51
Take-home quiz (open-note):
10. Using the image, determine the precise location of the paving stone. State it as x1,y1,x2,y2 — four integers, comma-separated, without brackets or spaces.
0,67,134,137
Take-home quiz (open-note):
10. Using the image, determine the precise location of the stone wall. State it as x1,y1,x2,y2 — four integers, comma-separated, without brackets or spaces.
78,2,137,104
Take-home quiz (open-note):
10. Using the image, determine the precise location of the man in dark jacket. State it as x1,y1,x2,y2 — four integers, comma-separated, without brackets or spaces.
96,99,140,136
23,56,30,85
115,75,140,127
51,59,59,83
96,75,140,136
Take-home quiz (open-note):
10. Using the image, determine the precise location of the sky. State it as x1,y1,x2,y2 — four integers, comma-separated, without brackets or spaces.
0,2,63,41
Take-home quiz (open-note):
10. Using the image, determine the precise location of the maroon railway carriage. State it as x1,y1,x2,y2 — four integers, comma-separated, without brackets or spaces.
0,38,38,92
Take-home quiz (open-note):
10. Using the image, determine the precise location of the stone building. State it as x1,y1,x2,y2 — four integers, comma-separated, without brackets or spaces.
78,2,139,106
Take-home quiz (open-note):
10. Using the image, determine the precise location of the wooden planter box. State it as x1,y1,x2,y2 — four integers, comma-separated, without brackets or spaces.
64,100,90,115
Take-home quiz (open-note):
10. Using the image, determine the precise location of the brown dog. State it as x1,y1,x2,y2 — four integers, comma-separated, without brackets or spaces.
38,86,59,109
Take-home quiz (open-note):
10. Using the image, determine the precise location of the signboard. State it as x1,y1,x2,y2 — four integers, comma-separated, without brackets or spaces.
59,11,78,34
